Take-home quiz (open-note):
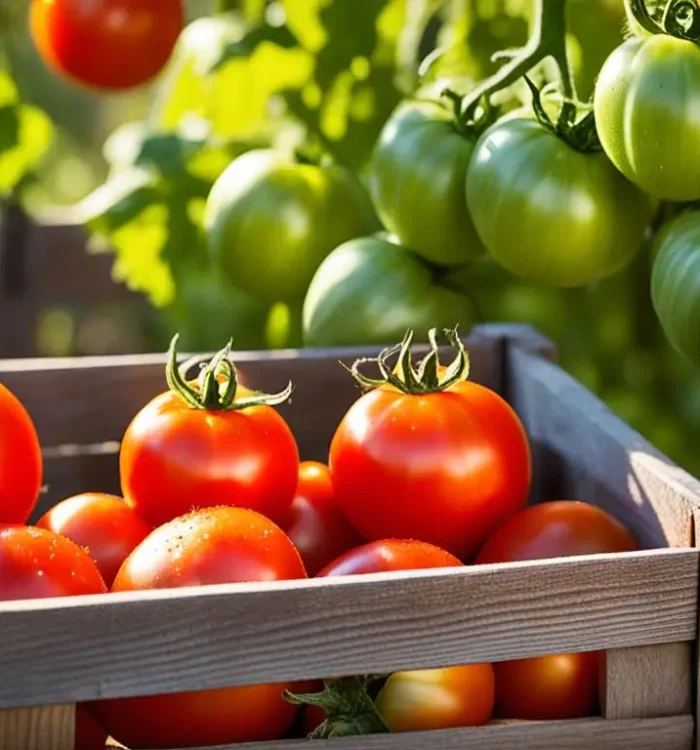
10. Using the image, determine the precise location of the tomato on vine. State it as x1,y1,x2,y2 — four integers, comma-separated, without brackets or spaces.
466,82,654,287
30,0,183,92
120,336,299,529
369,95,488,267
596,0,700,201
0,384,42,524
651,209,700,365
329,328,531,559
205,150,378,304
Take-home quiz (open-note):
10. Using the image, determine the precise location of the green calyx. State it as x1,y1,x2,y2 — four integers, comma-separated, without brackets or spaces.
165,334,293,411
627,0,700,41
524,77,601,153
347,326,471,395
440,88,498,137
284,676,390,739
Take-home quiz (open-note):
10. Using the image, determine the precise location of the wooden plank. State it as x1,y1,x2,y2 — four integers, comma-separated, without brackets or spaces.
0,548,693,708
693,510,700,750
506,346,700,548
0,328,503,451
115,717,695,750
0,705,74,750
601,643,692,719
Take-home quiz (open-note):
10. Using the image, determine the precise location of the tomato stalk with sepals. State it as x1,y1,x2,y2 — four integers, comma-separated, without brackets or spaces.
120,335,299,529
595,0,700,201
329,327,531,559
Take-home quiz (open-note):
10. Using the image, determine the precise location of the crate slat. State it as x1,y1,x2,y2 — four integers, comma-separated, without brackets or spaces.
0,548,693,708
507,346,700,548
137,716,694,750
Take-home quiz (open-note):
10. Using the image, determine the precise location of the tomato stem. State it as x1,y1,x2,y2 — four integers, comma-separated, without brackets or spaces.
285,676,390,739
346,327,471,395
459,0,578,121
165,334,293,411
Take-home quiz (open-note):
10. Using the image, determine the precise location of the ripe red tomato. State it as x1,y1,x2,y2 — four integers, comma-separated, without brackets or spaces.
476,500,637,720
330,367,531,559
317,539,462,577
493,653,600,720
75,705,108,750
36,493,152,587
475,500,637,564
285,462,363,576
96,506,307,748
0,383,42,524
376,664,495,731
0,525,106,600
120,338,300,529
30,0,183,91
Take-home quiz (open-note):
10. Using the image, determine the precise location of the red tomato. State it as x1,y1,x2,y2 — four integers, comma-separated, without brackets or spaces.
376,664,495,731
317,539,462,577
36,493,152,587
75,705,108,750
330,378,531,559
95,506,307,748
475,500,638,564
29,0,183,91
120,390,299,530
0,383,42,524
285,461,363,576
493,653,599,720
476,500,637,720
0,525,106,600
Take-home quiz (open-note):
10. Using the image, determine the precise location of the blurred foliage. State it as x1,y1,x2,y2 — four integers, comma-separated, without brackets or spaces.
4,0,700,480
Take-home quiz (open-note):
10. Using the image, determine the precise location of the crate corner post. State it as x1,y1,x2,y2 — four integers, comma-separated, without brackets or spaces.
0,703,75,750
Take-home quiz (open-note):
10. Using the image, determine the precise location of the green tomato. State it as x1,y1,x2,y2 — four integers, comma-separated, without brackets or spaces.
302,236,476,347
369,100,484,267
465,117,654,287
595,35,700,201
205,149,378,303
651,210,700,365
165,269,269,351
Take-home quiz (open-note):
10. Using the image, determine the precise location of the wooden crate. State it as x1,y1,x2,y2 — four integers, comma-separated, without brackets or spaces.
0,323,699,750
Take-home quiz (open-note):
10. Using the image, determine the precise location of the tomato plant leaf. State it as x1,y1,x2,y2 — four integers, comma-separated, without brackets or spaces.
207,22,300,72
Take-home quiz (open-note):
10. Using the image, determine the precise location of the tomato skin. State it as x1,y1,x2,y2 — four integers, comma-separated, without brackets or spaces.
475,500,637,564
0,525,107,600
99,507,306,748
120,390,299,529
112,506,307,590
75,705,108,750
651,210,700,365
329,380,531,559
30,0,183,91
317,539,463,577
302,236,476,347
369,101,484,266
0,384,42,524
476,500,637,720
36,493,152,587
595,36,700,201
285,462,363,577
206,150,378,303
376,664,495,731
493,653,599,721
466,117,653,287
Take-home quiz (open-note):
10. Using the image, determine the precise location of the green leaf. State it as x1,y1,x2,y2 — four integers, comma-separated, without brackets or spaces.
0,102,53,197
208,23,300,72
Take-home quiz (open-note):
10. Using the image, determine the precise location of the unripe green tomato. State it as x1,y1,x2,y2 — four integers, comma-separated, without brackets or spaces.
595,35,700,201
205,150,378,303
466,116,654,287
369,100,484,267
651,210,700,365
302,236,476,347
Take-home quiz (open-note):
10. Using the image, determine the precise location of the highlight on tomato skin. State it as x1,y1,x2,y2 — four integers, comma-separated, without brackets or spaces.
29,0,184,92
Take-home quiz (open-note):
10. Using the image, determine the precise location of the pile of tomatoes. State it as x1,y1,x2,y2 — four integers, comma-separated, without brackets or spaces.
0,328,638,749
